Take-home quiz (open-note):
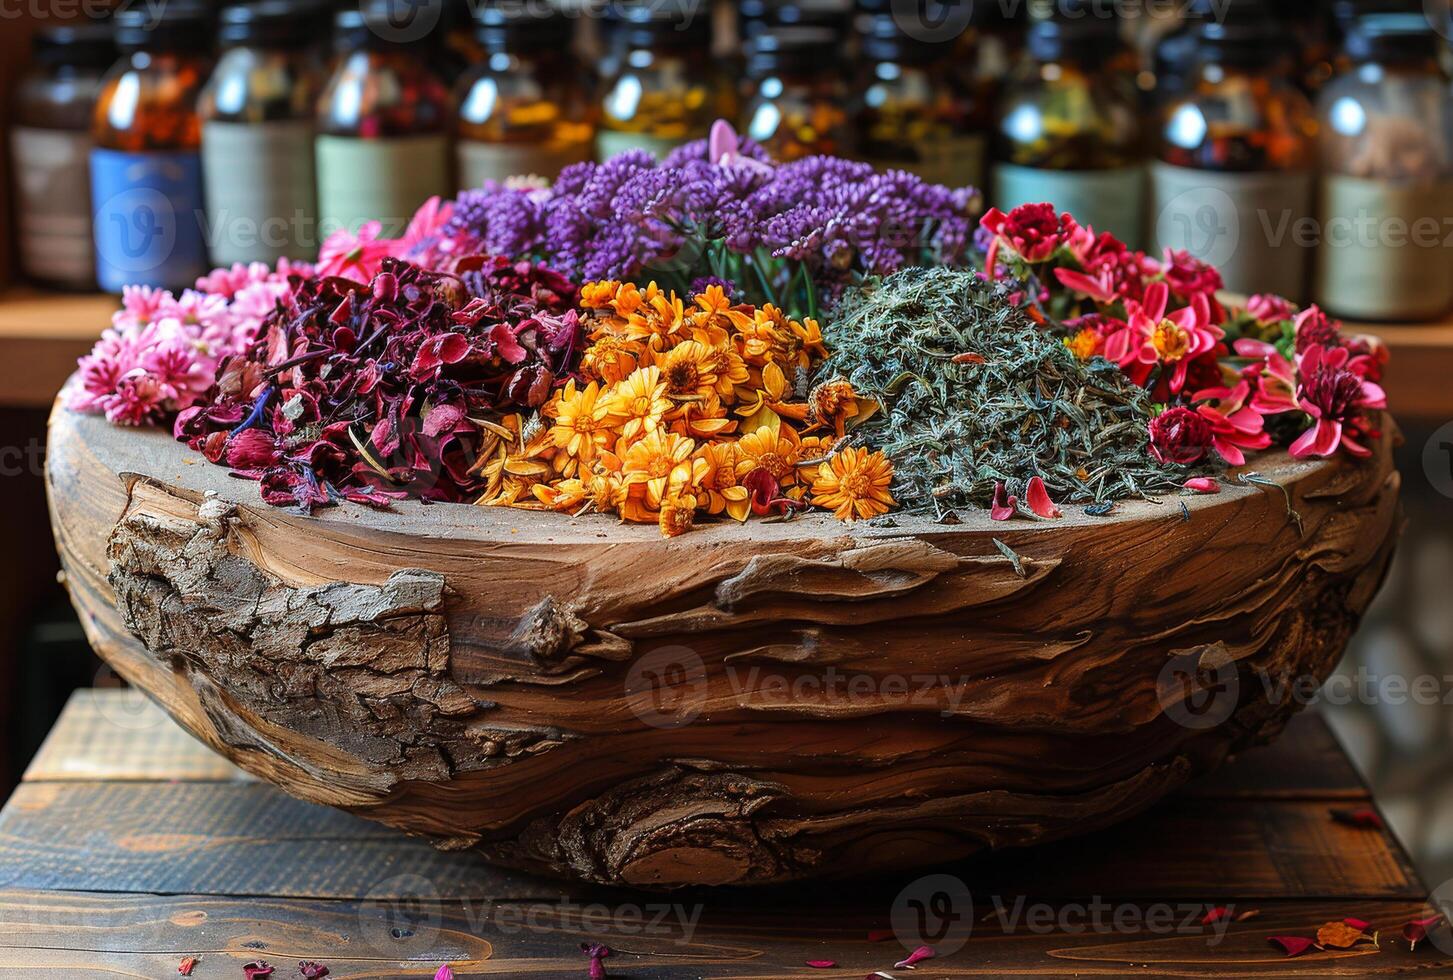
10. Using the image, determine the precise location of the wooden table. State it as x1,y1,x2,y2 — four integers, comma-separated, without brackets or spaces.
0,690,1445,977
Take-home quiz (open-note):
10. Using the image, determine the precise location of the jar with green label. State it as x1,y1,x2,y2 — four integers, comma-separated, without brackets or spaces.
316,0,452,239
1152,0,1317,300
91,0,214,293
199,0,322,268
853,14,981,190
597,1,715,162
455,2,593,190
743,27,852,162
10,23,114,291
992,3,1144,246
1314,12,1453,321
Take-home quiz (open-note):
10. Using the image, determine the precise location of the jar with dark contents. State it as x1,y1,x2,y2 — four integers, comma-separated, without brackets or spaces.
1151,0,1316,299
597,0,716,161
456,2,594,189
992,3,1144,245
316,0,453,238
9,23,114,290
91,0,214,292
743,27,852,161
853,14,980,189
1314,12,1453,321
199,0,322,267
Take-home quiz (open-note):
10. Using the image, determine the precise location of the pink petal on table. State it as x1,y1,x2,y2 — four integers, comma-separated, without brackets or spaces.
894,945,935,968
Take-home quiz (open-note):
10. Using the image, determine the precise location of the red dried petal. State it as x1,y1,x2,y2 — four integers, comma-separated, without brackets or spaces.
178,958,198,976
1268,935,1315,957
989,481,1018,521
866,929,895,942
1025,476,1063,518
894,945,935,968
805,961,837,968
434,967,455,980
1342,917,1371,932
1330,807,1384,829
580,942,611,980
1405,914,1444,951
1183,477,1221,494
243,964,275,979
1201,907,1229,925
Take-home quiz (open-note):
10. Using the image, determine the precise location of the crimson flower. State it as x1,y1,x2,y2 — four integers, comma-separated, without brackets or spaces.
1192,380,1272,466
1290,344,1387,458
1148,407,1214,466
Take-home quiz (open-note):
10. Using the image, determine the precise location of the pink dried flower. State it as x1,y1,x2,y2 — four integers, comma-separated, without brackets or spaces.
318,220,390,282
1192,380,1272,466
1289,344,1387,459
989,481,1018,521
1293,305,1341,354
1234,338,1299,416
434,967,455,980
1246,293,1294,325
1026,476,1062,518
894,945,936,968
981,203,1071,269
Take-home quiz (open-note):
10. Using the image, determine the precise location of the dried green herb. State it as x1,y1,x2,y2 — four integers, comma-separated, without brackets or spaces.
818,268,1212,515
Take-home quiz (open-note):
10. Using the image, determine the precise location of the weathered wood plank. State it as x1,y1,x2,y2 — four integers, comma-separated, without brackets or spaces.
0,889,1444,977
0,780,1422,903
24,689,248,783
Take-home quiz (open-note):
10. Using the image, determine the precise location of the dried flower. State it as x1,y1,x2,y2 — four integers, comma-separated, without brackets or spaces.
178,957,198,976
1149,408,1214,466
298,963,329,978
894,945,936,969
1405,914,1444,951
1268,935,1315,957
810,447,895,522
1290,345,1387,459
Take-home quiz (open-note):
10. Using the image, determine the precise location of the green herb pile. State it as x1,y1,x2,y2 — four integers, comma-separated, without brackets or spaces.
817,267,1208,516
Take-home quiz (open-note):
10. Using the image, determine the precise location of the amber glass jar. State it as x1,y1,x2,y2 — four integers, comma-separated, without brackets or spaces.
91,1,213,292
316,0,453,238
10,24,114,290
853,14,980,188
455,2,593,189
597,1,716,161
199,0,322,267
992,4,1144,245
743,27,852,161
1314,13,1453,321
1152,0,1317,299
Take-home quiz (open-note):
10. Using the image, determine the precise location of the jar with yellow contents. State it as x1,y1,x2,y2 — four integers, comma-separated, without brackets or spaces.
597,1,716,162
742,27,852,161
455,2,594,189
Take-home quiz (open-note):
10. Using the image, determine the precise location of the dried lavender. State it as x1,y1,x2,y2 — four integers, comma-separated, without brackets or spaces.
817,268,1216,515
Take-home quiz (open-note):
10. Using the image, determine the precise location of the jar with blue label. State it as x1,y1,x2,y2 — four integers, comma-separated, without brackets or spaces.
90,0,214,294
992,2,1144,247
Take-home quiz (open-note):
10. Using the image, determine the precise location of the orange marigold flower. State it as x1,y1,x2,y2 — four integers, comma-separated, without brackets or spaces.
548,380,613,462
581,335,643,384
736,421,802,486
1064,328,1100,362
807,377,875,438
658,340,720,405
580,280,622,310
626,289,688,350
622,428,697,508
694,442,751,521
692,284,753,332
609,366,672,442
811,447,896,522
657,492,698,538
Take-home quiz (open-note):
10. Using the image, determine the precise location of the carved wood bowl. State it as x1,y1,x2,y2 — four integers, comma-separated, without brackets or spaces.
46,400,1402,889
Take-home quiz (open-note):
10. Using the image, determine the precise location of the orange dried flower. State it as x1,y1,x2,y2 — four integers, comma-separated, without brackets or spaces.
811,447,896,522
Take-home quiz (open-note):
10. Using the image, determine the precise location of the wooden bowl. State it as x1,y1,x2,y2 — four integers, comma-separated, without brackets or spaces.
45,399,1402,888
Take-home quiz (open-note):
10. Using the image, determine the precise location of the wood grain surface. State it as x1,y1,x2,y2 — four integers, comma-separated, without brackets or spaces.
0,693,1446,977
45,401,1403,887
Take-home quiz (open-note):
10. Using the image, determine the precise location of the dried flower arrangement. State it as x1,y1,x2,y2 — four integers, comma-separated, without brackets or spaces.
66,122,1392,537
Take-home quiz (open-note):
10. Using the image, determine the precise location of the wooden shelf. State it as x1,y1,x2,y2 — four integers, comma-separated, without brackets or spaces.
0,288,116,410
1,287,1452,418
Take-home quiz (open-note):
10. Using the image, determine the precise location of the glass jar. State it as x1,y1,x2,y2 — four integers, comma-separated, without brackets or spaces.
743,27,852,161
455,2,594,189
853,15,981,189
1152,0,1317,299
1314,13,1453,321
199,0,322,267
91,0,213,292
9,23,114,291
992,5,1144,245
316,0,453,238
597,1,716,161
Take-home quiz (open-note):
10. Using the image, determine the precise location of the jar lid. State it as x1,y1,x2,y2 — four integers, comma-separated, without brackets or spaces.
1344,11,1445,61
747,25,842,76
336,0,445,50
606,0,711,48
32,21,116,68
218,0,318,49
113,0,213,51
473,1,574,52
